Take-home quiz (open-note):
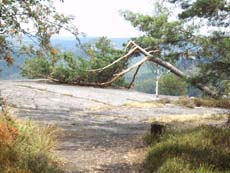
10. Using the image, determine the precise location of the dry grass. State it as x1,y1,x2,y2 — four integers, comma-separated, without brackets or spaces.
124,101,164,108
175,97,195,108
88,105,113,111
175,97,230,109
148,113,229,127
123,97,230,110
193,97,230,109
0,110,63,173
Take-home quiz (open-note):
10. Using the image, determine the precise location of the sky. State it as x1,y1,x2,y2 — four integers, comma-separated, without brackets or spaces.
55,0,153,38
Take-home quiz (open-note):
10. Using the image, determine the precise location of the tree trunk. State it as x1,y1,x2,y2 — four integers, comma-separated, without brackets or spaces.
129,41,217,98
148,58,217,97
155,65,159,97
50,41,217,98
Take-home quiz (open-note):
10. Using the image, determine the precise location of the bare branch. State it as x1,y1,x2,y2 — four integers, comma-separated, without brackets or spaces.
130,41,186,77
88,45,138,72
99,56,150,86
48,55,149,87
127,63,142,89
124,40,136,51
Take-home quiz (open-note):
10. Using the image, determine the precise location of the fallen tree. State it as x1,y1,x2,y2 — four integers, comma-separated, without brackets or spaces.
48,40,217,97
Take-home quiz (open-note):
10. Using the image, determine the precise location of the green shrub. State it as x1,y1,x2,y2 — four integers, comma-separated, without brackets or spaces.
51,66,78,83
22,37,127,87
159,74,188,96
21,57,52,78
144,126,230,173
133,79,155,94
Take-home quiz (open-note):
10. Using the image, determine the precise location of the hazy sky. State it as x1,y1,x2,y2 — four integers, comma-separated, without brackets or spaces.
55,0,153,37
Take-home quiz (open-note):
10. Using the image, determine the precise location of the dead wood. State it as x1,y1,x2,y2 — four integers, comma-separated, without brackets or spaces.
48,40,217,97
88,45,138,73
127,64,142,89
129,41,217,97
98,56,150,86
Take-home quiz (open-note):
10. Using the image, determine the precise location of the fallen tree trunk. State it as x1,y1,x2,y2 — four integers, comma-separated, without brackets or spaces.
128,41,217,97
88,45,138,72
49,41,217,97
148,58,217,97
98,56,150,86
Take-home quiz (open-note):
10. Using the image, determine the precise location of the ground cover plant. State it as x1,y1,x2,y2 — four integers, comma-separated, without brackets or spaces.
0,110,62,173
144,125,230,173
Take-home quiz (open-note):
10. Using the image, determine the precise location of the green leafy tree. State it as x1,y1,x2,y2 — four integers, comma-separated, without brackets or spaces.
122,0,230,97
0,0,79,65
171,0,230,96
122,4,193,64
175,0,229,26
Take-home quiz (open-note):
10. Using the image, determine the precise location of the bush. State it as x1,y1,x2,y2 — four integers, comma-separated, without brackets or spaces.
21,57,52,78
0,112,63,173
159,74,188,96
51,66,78,83
144,126,230,173
22,37,127,87
134,79,155,94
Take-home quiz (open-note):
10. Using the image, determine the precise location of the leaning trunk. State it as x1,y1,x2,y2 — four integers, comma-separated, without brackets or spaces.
131,41,218,98
148,57,217,98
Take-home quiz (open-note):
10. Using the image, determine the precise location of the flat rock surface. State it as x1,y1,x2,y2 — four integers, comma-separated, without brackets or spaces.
0,80,227,173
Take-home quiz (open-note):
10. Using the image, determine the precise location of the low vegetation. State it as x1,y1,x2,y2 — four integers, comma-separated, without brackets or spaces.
125,97,230,110
0,110,62,173
144,125,230,173
22,37,127,87
143,97,230,173
193,98,230,109
175,97,230,109
124,101,164,108
159,74,188,96
148,113,229,126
